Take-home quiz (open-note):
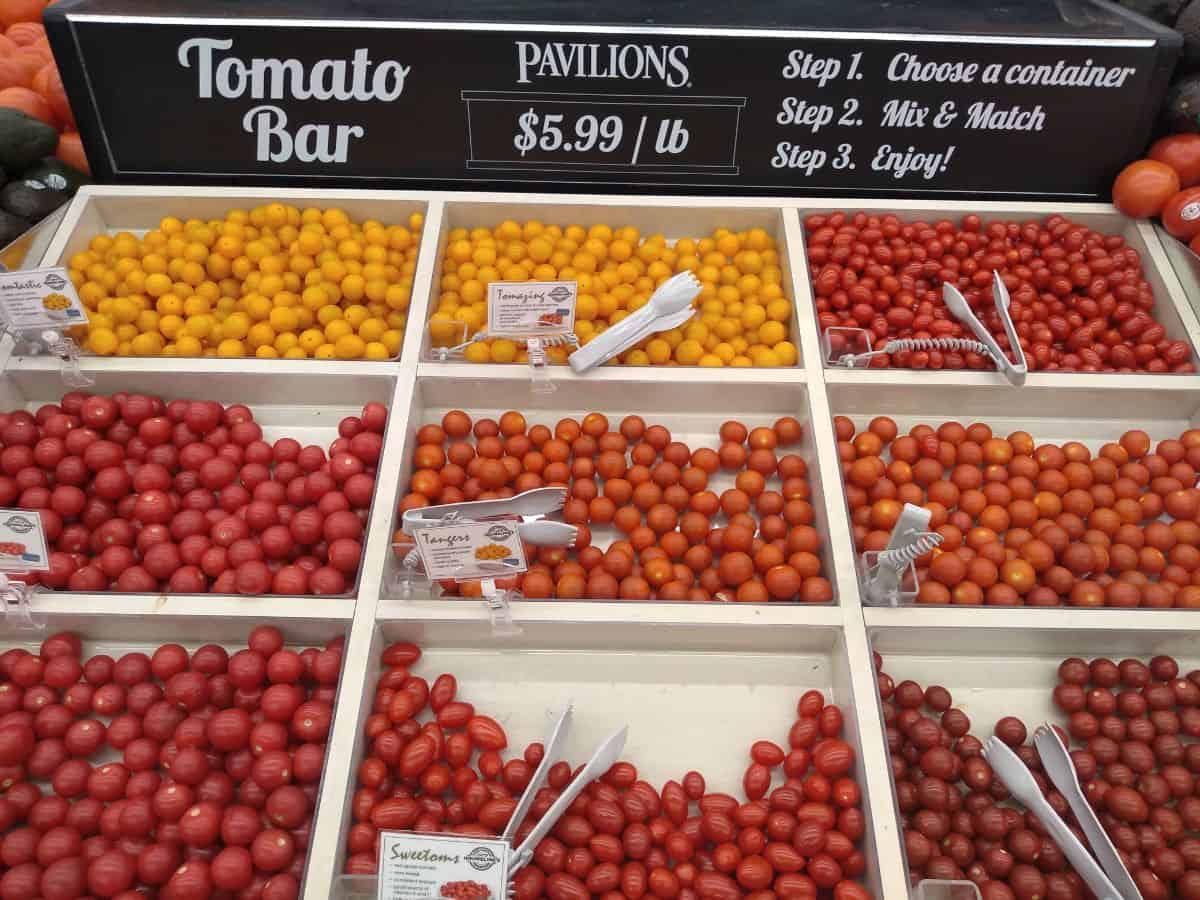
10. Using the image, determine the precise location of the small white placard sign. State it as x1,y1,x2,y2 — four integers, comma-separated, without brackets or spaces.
0,509,49,572
378,832,509,900
487,280,576,337
0,267,87,335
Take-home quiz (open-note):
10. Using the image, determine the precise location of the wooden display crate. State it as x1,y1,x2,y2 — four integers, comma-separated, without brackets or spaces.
868,622,1200,898
414,195,812,371
304,615,897,900
0,365,397,616
369,369,853,617
0,610,350,893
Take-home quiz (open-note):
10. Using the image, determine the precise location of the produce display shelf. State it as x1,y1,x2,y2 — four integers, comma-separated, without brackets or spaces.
825,379,1200,450
375,596,850,629
23,591,359,623
21,188,1200,381
5,356,408,380
0,186,1197,900
865,604,1200,634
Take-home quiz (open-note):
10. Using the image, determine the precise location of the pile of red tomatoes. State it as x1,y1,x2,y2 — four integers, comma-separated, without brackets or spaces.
346,642,874,899
1113,133,1200,257
880,651,1200,900
806,211,1192,373
0,391,385,596
0,626,340,899
838,417,1200,607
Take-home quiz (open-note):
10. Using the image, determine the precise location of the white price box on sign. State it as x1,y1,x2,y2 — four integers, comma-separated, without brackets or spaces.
0,509,49,573
413,517,528,582
487,281,576,338
378,832,509,900
0,267,87,336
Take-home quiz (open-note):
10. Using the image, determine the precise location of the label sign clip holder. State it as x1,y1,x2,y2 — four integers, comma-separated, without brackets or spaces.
0,575,42,631
392,508,532,636
40,330,94,389
432,328,578,391
0,266,92,388
859,503,944,606
481,575,522,638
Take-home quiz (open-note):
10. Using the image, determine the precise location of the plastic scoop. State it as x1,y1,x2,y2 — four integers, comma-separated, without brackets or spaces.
568,272,701,373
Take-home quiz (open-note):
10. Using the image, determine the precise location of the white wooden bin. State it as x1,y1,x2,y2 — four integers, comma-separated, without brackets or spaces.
791,199,1200,390
0,610,352,892
303,614,893,900
414,195,814,371
868,621,1200,898
371,369,848,612
0,364,397,617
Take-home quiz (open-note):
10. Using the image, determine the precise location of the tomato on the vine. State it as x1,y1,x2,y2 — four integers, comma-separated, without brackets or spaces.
1111,159,1180,218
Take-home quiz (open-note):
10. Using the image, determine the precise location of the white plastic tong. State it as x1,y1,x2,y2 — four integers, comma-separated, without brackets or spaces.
501,707,628,886
568,271,701,373
941,272,1028,386
835,270,1028,386
400,486,578,548
983,725,1142,900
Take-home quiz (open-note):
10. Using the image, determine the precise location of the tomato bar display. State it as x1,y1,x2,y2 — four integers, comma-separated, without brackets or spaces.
344,640,874,898
0,626,341,899
395,409,833,603
874,647,1200,900
805,211,1195,373
0,390,385,596
836,415,1200,608
429,214,799,369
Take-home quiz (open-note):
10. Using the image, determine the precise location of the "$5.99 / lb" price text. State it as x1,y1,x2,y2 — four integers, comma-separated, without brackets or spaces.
512,107,690,162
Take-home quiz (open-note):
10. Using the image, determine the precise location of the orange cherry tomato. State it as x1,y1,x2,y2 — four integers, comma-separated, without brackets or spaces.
1149,133,1200,187
1111,159,1180,219
1161,186,1200,239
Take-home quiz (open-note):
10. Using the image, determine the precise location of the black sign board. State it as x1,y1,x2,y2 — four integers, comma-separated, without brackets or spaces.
45,0,1180,198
